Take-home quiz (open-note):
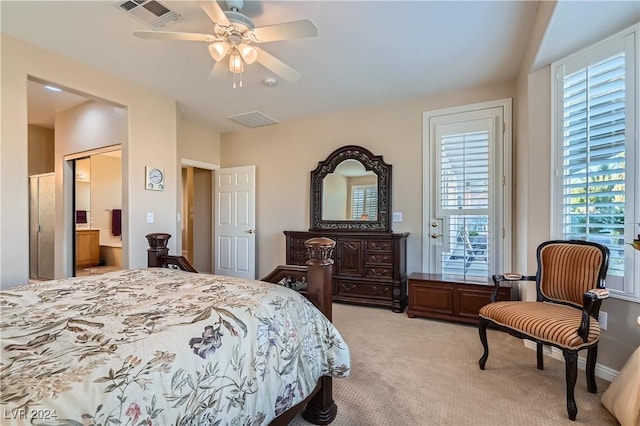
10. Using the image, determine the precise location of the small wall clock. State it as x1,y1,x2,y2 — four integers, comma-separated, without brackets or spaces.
145,166,165,191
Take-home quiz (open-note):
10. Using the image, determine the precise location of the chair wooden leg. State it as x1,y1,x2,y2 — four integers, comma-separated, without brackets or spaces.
586,345,598,393
478,318,489,370
536,342,544,370
563,350,579,421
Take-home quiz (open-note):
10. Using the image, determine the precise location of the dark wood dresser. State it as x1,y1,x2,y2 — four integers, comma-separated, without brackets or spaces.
284,231,409,312
407,273,514,324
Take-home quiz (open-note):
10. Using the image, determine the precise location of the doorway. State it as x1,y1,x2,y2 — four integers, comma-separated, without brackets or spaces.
181,165,214,273
27,77,127,280
71,149,123,277
423,99,513,279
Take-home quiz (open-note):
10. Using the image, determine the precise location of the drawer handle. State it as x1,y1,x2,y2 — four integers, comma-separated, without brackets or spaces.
372,286,389,295
369,269,388,276
341,283,356,293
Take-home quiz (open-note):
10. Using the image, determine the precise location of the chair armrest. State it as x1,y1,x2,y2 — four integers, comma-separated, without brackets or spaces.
493,273,536,282
587,288,609,299
490,274,535,302
578,288,609,341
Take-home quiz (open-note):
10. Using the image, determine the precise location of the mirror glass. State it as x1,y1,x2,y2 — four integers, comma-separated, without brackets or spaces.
322,159,378,221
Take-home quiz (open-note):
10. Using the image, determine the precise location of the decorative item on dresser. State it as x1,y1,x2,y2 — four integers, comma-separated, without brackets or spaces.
285,145,409,313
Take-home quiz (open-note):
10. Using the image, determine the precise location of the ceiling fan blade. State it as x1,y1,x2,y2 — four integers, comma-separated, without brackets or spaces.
252,19,318,43
256,48,301,83
134,30,218,43
200,0,231,27
208,60,228,80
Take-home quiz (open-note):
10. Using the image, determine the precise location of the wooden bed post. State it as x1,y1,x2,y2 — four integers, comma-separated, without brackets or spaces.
303,237,337,424
146,233,171,267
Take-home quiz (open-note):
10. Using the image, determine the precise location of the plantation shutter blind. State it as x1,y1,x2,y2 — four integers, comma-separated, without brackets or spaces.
559,51,626,277
351,185,377,220
438,129,491,277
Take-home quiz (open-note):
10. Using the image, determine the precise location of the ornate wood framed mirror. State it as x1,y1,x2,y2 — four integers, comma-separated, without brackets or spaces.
310,145,391,232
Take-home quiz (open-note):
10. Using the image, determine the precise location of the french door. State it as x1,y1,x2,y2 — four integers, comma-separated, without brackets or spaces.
423,100,511,279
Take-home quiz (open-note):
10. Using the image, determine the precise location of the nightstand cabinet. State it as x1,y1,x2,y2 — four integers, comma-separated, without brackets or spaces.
284,231,409,312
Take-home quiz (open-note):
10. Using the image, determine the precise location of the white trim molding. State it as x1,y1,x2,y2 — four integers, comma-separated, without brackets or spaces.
523,341,619,383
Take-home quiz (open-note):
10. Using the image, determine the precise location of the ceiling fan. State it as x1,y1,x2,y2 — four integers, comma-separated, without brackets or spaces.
134,0,317,87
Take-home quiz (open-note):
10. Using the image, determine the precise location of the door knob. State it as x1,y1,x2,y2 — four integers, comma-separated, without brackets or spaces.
430,233,442,239
245,229,254,234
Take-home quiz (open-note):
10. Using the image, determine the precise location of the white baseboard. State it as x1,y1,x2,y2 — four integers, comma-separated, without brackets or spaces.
523,340,619,382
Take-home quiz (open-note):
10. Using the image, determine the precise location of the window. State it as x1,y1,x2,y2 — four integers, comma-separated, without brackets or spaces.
351,184,377,220
552,24,639,301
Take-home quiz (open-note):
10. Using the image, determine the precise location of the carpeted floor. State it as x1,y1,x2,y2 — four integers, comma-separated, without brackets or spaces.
290,303,618,426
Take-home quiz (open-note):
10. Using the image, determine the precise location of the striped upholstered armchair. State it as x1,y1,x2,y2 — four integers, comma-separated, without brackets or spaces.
478,240,610,421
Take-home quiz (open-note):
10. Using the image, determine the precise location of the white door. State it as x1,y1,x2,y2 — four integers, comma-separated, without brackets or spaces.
214,166,256,279
424,101,511,279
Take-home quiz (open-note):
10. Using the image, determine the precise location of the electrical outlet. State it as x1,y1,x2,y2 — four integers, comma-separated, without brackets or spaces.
392,212,403,222
146,212,154,223
599,311,608,330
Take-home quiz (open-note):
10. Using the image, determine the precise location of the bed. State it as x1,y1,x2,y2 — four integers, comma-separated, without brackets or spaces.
1,233,350,425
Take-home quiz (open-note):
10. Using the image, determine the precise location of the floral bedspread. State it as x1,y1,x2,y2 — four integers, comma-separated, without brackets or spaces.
0,268,350,425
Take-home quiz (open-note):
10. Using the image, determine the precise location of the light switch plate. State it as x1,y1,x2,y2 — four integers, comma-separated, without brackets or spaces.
146,212,154,223
392,211,403,222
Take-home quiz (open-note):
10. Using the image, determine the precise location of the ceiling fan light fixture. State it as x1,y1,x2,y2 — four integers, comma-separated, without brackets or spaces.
209,41,230,62
238,43,258,64
229,50,244,73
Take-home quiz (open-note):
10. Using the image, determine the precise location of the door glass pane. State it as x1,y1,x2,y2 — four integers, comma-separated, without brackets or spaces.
441,215,489,277
439,130,490,278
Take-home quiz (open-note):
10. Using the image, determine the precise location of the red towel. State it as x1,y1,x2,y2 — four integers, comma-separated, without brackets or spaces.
112,209,121,236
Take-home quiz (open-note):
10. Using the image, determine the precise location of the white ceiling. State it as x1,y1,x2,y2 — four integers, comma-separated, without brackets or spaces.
2,1,638,133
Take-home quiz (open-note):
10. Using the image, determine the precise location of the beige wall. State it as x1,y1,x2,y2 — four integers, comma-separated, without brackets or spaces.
220,81,515,280
90,154,122,247
176,116,221,256
177,117,221,165
1,34,179,286
28,124,54,175
55,101,126,274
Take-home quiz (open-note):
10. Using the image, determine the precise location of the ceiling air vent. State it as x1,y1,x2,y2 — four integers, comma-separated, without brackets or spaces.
228,111,279,128
116,0,183,30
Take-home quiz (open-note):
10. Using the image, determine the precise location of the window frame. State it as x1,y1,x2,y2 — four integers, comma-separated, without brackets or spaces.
550,23,639,302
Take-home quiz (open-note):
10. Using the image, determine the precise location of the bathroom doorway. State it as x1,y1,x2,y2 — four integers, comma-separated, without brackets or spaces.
71,148,122,276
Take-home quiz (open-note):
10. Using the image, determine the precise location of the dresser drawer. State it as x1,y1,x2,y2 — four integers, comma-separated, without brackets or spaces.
364,266,392,278
365,240,393,252
366,253,393,265
290,250,308,265
335,280,392,299
291,237,308,250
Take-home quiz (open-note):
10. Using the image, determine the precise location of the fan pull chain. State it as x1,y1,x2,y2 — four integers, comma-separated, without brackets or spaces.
232,71,244,89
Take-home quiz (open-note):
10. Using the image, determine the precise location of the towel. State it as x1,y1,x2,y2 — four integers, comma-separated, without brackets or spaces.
76,210,87,224
112,209,122,236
